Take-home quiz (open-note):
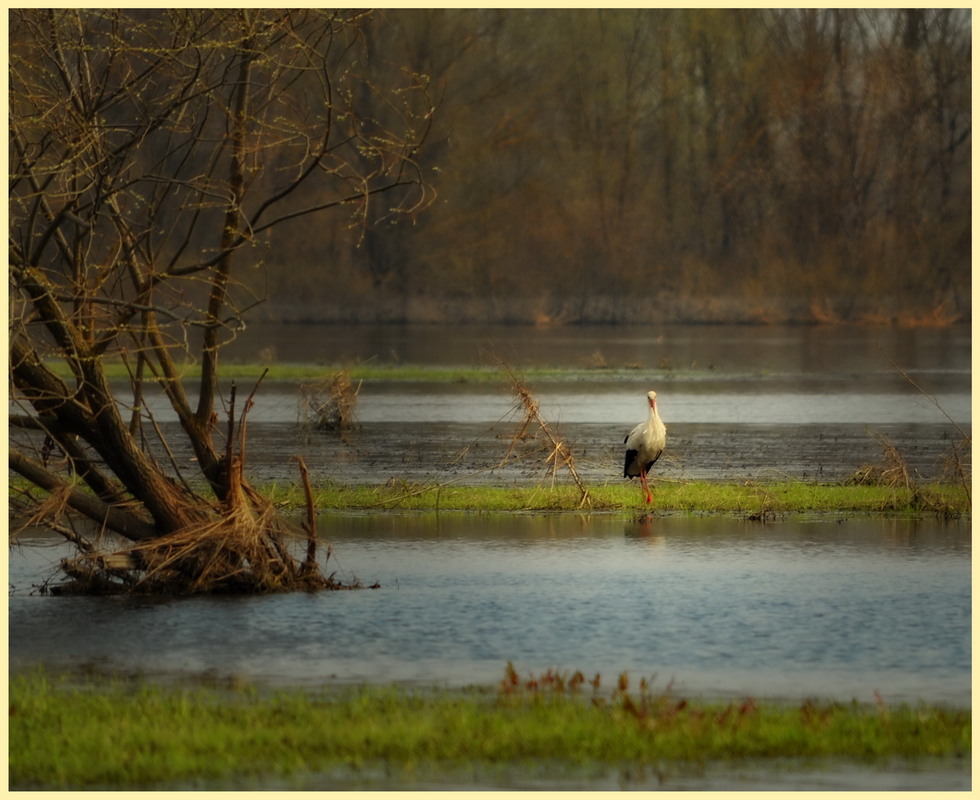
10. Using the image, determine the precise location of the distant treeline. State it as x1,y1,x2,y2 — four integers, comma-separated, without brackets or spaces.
18,10,964,326
251,9,970,325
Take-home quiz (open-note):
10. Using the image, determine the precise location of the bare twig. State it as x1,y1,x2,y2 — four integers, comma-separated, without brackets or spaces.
296,457,321,574
891,360,971,443
237,367,270,468
492,354,591,508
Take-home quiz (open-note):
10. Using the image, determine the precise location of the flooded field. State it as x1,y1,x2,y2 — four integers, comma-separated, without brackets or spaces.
9,513,971,789
212,322,972,487
8,323,972,790
197,389,966,488
14,323,971,488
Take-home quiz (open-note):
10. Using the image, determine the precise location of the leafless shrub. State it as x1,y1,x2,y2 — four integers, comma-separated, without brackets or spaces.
299,370,361,432
847,361,971,514
849,428,966,516
940,437,972,507
38,385,360,595
892,361,971,511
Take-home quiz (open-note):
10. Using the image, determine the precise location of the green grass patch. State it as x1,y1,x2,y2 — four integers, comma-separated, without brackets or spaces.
40,358,690,384
11,472,967,516
9,667,970,789
260,479,969,516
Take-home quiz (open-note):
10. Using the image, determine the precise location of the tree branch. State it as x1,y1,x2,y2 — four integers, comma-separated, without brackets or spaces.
197,36,254,425
10,450,158,542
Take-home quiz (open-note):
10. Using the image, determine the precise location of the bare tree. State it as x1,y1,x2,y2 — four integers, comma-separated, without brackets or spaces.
298,9,969,325
9,9,433,592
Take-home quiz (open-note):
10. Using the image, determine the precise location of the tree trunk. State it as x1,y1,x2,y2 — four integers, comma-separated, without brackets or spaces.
9,9,432,593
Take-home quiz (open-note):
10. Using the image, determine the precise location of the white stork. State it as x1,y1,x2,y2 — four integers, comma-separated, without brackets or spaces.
623,390,667,503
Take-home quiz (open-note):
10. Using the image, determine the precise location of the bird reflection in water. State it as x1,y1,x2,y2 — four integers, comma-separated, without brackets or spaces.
624,513,665,546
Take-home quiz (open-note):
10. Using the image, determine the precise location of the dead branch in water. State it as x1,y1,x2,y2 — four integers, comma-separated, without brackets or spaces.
492,355,591,508
296,456,330,577
891,360,971,444
940,436,972,508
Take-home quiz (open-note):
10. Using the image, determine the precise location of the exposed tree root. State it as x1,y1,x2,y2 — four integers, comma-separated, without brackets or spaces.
48,474,360,596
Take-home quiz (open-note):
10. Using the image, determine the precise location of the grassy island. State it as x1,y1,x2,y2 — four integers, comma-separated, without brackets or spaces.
262,479,969,517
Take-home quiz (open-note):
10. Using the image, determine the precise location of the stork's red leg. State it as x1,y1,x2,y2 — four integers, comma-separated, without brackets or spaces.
640,470,652,504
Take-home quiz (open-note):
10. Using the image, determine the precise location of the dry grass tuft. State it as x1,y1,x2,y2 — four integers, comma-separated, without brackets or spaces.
849,430,916,491
299,370,361,432
493,355,591,508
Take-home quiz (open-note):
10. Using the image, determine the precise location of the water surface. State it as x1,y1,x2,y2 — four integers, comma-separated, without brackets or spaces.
8,323,971,790
193,323,973,486
223,322,970,379
10,514,969,708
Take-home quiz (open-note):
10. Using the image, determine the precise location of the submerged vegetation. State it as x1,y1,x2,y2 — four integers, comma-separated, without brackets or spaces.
9,665,969,789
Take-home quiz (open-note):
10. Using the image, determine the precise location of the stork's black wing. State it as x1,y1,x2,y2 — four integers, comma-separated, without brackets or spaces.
623,448,638,478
